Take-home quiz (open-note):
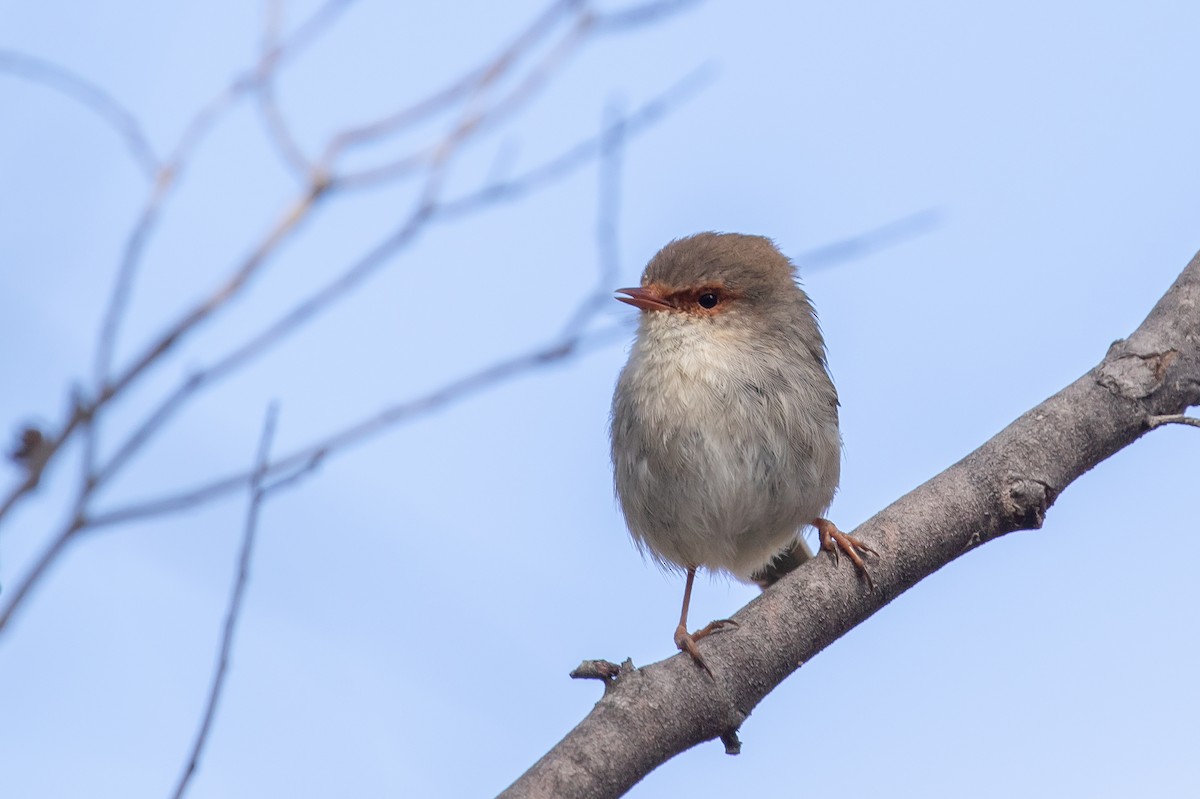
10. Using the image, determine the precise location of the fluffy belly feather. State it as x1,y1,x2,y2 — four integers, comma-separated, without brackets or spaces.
611,317,839,581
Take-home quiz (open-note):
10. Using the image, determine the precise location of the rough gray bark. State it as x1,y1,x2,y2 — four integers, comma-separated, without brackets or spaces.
500,250,1200,799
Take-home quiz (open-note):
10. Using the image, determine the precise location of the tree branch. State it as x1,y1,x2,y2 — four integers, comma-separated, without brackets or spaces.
0,49,160,177
499,249,1200,798
0,52,705,637
168,404,280,799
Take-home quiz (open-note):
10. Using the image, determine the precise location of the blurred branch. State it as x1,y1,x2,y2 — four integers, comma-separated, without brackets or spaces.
79,57,706,478
324,0,700,190
499,251,1200,799
88,323,630,530
84,85,646,528
0,0,700,636
0,50,160,177
92,0,358,395
255,0,319,180
89,76,703,520
562,99,625,337
168,404,283,799
592,0,702,29
795,208,941,271
436,65,711,219
319,0,579,169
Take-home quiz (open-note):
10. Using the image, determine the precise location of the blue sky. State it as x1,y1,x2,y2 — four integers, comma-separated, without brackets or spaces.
2,2,1198,797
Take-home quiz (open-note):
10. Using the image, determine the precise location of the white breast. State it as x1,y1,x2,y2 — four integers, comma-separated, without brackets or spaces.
611,312,840,581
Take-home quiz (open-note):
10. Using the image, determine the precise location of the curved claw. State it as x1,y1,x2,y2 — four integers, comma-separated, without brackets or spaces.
675,624,714,677
814,517,878,590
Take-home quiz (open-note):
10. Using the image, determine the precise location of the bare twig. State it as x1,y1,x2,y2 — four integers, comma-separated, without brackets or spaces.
1147,414,1200,429
0,515,84,632
0,50,160,177
0,4,706,633
91,0,700,476
170,0,355,164
562,100,625,337
0,404,87,524
570,659,624,682
268,0,360,61
569,658,625,696
319,0,580,167
168,404,280,799
795,208,941,271
325,0,700,190
103,184,328,409
88,179,172,475
91,175,426,490
93,0,355,392
591,0,702,30
255,0,319,180
88,322,629,530
436,66,713,220
573,657,628,681
91,77,694,494
92,112,458,490
328,3,591,190
0,184,324,630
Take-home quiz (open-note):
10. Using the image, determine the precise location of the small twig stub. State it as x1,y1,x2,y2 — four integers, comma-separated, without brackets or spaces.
570,659,623,683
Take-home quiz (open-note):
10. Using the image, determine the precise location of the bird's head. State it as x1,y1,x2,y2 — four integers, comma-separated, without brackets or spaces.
615,232,807,339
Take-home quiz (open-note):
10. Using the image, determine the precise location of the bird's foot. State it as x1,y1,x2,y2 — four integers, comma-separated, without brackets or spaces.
814,517,877,590
674,619,737,677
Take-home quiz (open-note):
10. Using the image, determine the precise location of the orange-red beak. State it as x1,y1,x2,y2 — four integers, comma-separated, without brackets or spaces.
615,286,675,312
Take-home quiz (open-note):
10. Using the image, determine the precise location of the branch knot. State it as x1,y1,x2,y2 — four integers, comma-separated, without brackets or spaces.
1097,349,1178,400
1004,476,1056,530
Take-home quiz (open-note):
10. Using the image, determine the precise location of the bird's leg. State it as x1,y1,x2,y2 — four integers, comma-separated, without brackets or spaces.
674,567,736,677
814,517,878,590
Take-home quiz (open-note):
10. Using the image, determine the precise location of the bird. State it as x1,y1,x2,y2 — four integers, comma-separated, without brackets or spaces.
610,232,875,675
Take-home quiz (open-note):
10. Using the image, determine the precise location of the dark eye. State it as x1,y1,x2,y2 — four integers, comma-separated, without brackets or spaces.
698,292,719,309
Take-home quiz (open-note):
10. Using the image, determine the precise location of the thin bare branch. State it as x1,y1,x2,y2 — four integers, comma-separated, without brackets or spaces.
168,404,279,799
437,65,713,219
591,0,702,31
326,0,700,190
173,0,355,162
91,1,695,470
93,0,355,390
0,5,703,633
255,0,318,180
0,404,86,527
0,50,160,177
0,515,83,633
92,373,203,488
91,75,695,493
102,184,328,412
328,5,592,190
320,0,581,166
562,99,625,338
1147,414,1200,429
271,0,360,60
88,322,629,530
796,208,942,271
92,142,454,490
87,179,324,498
91,181,427,489
91,179,173,442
